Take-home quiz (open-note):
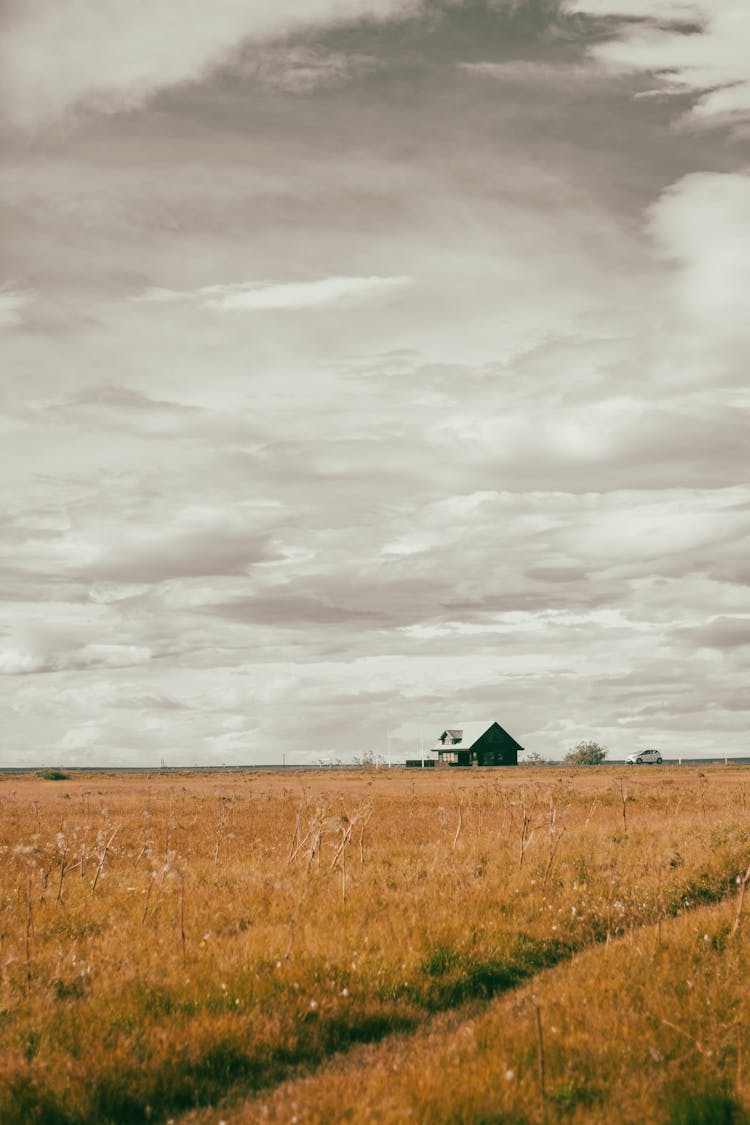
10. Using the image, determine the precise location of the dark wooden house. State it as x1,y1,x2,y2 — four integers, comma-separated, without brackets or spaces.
430,721,523,767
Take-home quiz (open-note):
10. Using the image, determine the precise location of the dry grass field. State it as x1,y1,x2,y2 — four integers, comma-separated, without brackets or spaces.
1,766,749,1124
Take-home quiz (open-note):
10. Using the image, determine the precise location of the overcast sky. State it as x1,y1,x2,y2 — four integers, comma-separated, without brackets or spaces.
1,0,749,766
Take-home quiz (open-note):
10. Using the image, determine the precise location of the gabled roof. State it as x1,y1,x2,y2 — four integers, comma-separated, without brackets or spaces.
430,721,521,753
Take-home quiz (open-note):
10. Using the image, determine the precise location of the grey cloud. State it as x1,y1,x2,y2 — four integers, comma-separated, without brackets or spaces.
0,0,424,130
0,621,153,676
65,384,199,415
710,690,750,713
0,288,36,327
201,594,383,627
687,617,750,651
49,385,264,449
0,495,280,586
75,520,274,584
569,1,750,128
247,45,380,92
138,276,413,312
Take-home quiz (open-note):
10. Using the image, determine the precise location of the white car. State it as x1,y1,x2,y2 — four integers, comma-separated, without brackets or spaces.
626,748,663,765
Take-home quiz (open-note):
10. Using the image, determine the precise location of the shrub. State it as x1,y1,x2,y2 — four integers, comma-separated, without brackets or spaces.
564,741,607,766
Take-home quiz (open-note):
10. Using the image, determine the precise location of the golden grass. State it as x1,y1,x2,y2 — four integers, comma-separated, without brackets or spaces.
0,766,748,1124
213,896,749,1125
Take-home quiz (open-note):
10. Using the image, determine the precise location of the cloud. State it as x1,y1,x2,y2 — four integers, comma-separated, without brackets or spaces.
73,643,152,668
249,45,380,93
686,617,750,650
137,275,413,312
70,509,276,584
0,288,35,327
3,1,750,765
202,593,383,627
0,500,279,588
0,0,422,129
0,647,47,675
567,1,750,126
565,0,701,15
458,59,590,83
647,170,750,363
0,627,152,676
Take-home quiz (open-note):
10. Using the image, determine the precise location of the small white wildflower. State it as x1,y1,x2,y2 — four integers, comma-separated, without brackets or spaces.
309,999,318,1011
505,1069,515,1081
341,988,349,998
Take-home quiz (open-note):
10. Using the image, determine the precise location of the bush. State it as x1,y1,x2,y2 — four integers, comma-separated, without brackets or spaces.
564,741,607,767
34,769,70,781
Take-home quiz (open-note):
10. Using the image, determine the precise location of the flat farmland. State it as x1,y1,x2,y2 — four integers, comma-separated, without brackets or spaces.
1,767,749,1124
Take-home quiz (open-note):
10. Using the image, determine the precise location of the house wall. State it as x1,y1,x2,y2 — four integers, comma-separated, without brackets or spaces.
473,724,519,766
